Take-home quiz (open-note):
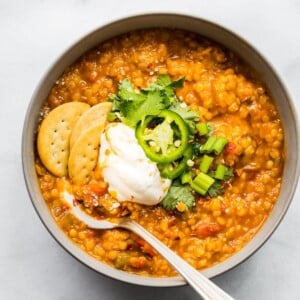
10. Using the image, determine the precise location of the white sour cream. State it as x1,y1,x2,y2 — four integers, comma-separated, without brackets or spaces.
99,123,171,205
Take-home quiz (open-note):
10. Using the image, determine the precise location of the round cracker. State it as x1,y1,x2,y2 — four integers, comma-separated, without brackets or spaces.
37,102,90,177
68,123,106,184
70,102,112,148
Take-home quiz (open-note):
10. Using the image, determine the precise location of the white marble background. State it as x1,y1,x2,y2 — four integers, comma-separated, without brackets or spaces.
0,0,299,299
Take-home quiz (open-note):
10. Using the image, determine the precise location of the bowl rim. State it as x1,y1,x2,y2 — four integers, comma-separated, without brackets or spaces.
22,12,300,287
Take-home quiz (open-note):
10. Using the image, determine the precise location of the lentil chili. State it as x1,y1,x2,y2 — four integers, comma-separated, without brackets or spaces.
35,29,284,277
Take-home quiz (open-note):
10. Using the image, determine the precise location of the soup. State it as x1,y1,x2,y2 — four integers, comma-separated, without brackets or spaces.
35,29,284,277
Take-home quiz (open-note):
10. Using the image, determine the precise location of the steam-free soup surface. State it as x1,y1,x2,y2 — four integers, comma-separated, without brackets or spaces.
36,29,284,276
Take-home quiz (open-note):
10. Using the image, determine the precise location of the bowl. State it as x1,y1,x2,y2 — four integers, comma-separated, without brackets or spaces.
22,13,300,287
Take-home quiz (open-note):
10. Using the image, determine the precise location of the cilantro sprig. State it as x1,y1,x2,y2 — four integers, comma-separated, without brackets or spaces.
161,181,195,211
109,75,199,129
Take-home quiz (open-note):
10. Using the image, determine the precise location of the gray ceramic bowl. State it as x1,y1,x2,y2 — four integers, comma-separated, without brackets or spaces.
22,13,300,287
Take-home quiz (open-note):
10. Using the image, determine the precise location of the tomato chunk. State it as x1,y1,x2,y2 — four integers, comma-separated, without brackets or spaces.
195,222,222,238
136,238,157,256
224,142,236,155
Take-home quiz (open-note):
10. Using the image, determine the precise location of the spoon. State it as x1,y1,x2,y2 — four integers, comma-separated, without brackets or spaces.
64,192,234,300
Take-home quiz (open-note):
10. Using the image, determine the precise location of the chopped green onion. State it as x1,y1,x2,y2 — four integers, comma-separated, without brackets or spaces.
191,182,206,195
191,172,215,195
200,136,228,155
214,165,227,180
196,122,209,136
200,136,217,153
181,172,192,184
212,137,228,155
199,155,214,173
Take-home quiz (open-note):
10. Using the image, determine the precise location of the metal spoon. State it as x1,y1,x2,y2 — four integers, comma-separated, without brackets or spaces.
64,192,234,300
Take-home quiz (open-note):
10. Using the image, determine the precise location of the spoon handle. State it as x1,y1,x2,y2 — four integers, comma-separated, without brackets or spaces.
122,220,234,300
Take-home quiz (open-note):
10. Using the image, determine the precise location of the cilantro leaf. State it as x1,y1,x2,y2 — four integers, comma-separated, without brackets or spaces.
118,79,146,102
223,167,234,181
109,94,122,111
112,83,167,127
169,100,199,122
169,100,199,134
155,74,172,87
123,90,164,127
168,77,185,89
145,75,184,91
110,76,192,128
143,75,184,106
207,181,224,197
161,182,195,211
192,141,202,156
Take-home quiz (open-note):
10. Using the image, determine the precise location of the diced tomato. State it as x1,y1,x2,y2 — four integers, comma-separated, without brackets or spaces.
136,238,157,256
224,142,236,155
195,222,222,238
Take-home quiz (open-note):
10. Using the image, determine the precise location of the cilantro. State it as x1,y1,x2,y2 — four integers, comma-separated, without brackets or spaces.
169,100,199,134
168,77,185,89
146,75,184,91
153,74,172,87
223,167,234,181
207,181,224,198
161,181,195,211
119,90,165,127
110,75,187,128
109,94,122,112
192,141,202,156
118,79,146,102
144,75,184,106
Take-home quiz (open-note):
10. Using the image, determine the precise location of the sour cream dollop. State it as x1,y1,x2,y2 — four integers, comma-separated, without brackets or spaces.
99,123,171,205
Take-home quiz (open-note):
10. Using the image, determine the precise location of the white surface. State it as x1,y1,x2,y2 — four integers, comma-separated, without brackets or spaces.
0,0,299,299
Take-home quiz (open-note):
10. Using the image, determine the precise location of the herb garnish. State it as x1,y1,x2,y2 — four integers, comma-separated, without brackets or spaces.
109,75,235,212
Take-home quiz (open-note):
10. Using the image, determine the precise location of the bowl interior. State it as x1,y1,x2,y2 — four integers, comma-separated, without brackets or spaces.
22,13,300,287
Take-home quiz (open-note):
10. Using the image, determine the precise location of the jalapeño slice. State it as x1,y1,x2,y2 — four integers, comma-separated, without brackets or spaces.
136,110,189,163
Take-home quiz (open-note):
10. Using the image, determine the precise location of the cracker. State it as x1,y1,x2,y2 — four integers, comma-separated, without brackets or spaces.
68,123,106,184
37,102,90,177
70,102,112,148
